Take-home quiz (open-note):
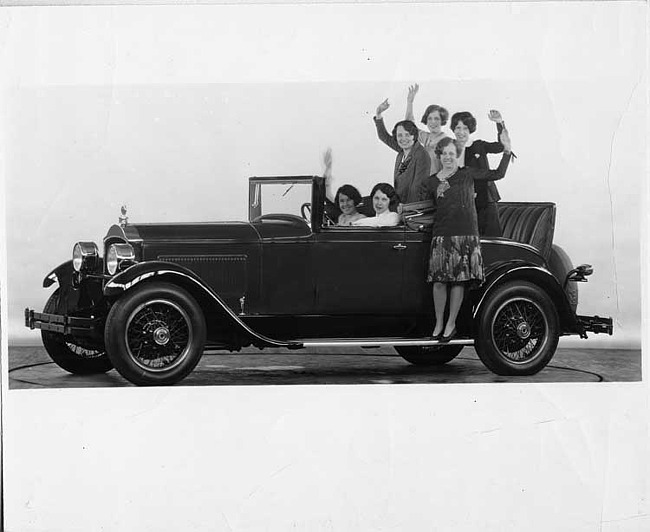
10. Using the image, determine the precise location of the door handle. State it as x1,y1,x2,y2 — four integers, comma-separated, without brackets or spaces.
393,243,407,251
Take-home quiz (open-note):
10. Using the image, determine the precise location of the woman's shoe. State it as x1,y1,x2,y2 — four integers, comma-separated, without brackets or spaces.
440,328,457,343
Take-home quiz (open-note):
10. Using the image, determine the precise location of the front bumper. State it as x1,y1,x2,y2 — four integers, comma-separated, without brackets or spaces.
24,308,97,336
577,314,613,337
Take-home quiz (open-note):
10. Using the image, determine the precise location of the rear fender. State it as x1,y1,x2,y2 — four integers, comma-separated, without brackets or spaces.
104,261,295,349
474,263,580,334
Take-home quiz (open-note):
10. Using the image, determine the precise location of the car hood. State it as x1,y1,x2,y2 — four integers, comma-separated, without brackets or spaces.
106,221,260,244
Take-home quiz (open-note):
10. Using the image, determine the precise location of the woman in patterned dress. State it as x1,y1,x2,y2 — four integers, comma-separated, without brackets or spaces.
404,83,450,175
428,132,513,341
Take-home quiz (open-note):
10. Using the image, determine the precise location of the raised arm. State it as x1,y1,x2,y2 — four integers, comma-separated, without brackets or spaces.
405,84,418,123
405,83,431,139
373,99,400,152
482,109,506,154
468,129,512,181
322,147,335,202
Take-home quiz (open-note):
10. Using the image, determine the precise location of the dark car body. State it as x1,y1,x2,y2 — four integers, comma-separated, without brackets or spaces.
25,175,613,385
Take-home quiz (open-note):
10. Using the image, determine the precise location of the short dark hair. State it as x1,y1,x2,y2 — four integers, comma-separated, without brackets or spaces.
421,104,449,126
334,184,363,207
435,137,462,158
391,120,419,142
450,111,477,134
370,182,400,211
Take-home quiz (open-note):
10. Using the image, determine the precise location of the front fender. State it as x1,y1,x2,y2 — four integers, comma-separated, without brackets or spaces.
474,262,580,334
43,260,74,288
104,261,296,349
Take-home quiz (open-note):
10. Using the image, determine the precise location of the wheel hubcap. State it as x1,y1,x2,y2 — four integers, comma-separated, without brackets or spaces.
516,322,531,340
153,326,171,345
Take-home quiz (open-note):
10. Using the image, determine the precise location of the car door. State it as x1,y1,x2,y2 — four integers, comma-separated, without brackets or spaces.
313,226,407,315
401,226,434,315
253,217,316,315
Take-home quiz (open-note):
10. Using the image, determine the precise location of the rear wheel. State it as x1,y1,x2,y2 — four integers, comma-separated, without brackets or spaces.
105,282,206,386
475,281,559,375
396,345,463,366
41,289,113,375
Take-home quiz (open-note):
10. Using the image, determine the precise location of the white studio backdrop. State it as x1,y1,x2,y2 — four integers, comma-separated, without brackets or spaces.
1,4,649,532
4,79,644,347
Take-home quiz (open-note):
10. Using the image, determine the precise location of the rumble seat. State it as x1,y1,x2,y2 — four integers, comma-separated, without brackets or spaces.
498,202,556,260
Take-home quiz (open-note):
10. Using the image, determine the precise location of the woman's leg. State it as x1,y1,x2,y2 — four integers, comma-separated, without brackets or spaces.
432,282,447,336
444,283,465,336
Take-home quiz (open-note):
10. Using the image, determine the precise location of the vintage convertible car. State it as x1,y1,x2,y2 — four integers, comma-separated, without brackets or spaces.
25,175,613,386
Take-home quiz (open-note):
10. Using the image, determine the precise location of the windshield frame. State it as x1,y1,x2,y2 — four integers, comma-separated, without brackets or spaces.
248,175,323,230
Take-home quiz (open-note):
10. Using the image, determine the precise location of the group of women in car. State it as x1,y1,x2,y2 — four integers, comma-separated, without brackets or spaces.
327,83,515,341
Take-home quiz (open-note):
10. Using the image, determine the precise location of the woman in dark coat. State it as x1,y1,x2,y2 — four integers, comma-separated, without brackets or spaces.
451,110,512,237
372,99,431,205
427,132,513,341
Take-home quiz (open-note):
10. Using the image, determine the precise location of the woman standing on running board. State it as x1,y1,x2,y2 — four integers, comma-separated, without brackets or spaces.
404,83,450,175
427,132,513,342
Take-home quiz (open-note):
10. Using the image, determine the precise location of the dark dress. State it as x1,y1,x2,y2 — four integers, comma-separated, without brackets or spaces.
464,122,507,237
373,117,431,204
427,153,511,283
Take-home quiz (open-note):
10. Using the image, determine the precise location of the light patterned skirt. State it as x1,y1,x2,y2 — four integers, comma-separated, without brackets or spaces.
427,235,484,283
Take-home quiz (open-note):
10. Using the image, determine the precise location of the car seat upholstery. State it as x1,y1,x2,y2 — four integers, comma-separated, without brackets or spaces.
497,202,556,260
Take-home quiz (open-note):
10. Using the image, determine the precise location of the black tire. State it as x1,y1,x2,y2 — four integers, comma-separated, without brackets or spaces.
41,289,113,375
475,281,559,376
547,244,578,313
104,282,206,386
396,345,463,366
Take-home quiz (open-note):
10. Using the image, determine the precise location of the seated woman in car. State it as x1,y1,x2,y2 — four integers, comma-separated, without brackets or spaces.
353,183,401,227
335,184,367,226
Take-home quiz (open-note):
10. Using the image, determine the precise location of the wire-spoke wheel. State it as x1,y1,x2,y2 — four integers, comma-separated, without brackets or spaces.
125,299,193,372
41,289,113,375
476,281,559,375
105,283,206,386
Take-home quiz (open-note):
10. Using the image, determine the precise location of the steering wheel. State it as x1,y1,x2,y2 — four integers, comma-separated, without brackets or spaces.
301,202,312,222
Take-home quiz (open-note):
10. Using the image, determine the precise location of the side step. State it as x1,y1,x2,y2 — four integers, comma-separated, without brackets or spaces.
288,337,475,349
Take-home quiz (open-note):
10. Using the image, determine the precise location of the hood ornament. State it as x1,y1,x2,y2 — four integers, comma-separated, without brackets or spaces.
119,205,128,227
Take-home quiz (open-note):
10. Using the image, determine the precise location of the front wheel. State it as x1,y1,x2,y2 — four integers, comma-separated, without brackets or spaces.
41,289,113,375
396,345,463,366
475,281,559,375
105,282,206,386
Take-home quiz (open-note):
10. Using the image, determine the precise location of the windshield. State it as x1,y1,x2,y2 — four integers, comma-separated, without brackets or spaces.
249,180,313,221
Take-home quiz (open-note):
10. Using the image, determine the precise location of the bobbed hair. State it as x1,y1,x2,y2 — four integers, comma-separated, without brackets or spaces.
391,120,419,142
334,184,363,207
370,182,400,211
450,111,477,134
421,104,449,126
435,137,462,158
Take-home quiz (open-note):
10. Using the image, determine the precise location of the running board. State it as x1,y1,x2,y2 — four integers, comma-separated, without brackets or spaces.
287,337,475,349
